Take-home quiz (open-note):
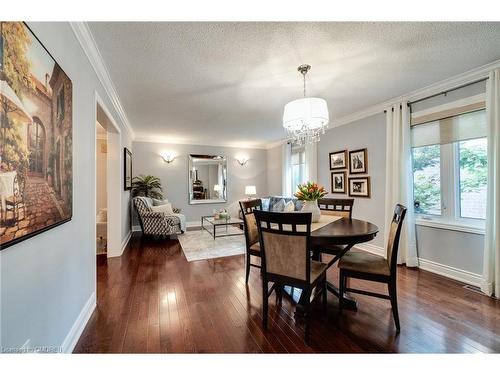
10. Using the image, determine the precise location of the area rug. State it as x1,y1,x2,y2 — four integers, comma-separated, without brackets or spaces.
178,227,246,262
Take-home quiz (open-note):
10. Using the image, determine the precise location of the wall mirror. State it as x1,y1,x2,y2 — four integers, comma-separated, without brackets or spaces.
189,154,227,204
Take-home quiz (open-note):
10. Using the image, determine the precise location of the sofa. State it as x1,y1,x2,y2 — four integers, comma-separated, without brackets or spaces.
239,196,303,223
132,196,186,237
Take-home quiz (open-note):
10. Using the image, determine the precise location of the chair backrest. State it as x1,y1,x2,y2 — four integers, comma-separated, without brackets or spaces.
254,210,312,284
386,204,407,274
239,199,262,246
132,197,153,233
318,198,354,218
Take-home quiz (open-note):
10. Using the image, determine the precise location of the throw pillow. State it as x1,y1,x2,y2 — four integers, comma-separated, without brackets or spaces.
283,200,295,212
151,203,174,214
272,198,286,212
152,198,169,206
261,198,271,211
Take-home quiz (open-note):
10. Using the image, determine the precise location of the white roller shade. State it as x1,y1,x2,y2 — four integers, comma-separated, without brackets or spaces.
411,109,486,147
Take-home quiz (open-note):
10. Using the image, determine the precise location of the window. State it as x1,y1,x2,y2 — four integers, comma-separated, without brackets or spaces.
459,138,487,219
411,108,487,226
291,146,305,192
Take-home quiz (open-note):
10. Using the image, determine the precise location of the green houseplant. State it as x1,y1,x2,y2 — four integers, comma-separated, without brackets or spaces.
131,175,164,199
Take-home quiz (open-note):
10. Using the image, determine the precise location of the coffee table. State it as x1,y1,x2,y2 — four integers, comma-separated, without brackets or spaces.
201,215,244,239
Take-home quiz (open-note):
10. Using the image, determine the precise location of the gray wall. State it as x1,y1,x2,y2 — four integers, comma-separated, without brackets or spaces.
318,113,387,248
0,22,133,350
132,141,268,223
266,144,283,196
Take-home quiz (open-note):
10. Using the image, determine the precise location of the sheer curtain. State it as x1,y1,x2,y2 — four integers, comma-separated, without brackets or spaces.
281,142,292,197
304,142,318,183
482,69,500,297
385,102,418,266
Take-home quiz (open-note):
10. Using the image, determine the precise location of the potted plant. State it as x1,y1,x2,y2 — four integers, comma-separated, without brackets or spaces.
294,181,327,223
131,175,164,199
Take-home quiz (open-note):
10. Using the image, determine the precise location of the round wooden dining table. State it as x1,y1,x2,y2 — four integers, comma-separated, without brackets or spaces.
287,217,379,312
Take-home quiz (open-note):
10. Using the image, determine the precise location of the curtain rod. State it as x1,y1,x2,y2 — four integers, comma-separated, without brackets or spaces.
407,77,488,107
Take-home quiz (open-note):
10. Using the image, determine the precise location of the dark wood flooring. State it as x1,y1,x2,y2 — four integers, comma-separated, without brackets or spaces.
74,234,500,353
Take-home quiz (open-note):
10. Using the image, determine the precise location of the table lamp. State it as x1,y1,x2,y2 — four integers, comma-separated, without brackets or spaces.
245,185,256,199
214,184,222,198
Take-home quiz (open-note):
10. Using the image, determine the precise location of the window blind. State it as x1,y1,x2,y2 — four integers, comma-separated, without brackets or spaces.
411,109,486,147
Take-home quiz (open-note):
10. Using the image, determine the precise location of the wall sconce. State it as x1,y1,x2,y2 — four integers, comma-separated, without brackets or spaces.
236,157,248,166
160,152,175,164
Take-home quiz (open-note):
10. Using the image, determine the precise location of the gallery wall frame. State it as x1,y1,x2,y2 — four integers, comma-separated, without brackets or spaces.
348,176,371,198
349,148,368,174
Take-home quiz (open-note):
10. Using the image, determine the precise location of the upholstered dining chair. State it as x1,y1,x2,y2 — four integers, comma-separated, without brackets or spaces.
338,204,407,332
253,210,328,343
314,198,355,261
239,199,263,283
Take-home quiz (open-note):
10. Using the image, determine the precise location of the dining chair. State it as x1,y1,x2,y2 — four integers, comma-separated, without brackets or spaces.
239,199,263,283
314,198,355,261
253,210,328,343
318,198,354,218
338,204,407,332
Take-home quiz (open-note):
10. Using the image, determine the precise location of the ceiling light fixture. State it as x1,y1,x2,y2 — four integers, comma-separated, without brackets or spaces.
283,64,329,145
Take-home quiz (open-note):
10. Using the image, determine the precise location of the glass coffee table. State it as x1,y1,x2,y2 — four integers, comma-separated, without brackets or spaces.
201,215,244,239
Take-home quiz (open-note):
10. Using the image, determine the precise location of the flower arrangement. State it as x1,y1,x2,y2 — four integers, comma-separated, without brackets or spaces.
294,182,327,201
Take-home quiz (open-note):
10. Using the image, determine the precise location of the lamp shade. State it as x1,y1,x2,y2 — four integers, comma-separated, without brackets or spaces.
214,184,222,192
245,186,256,195
283,97,329,131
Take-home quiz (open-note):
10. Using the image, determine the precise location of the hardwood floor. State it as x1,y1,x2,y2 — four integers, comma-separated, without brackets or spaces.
74,234,500,353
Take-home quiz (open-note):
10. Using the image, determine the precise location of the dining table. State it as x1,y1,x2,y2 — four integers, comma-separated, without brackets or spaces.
284,215,379,312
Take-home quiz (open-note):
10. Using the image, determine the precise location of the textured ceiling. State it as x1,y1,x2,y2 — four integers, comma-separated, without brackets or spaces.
88,22,500,148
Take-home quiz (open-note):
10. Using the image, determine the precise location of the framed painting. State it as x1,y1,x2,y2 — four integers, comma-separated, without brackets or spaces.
348,176,371,198
331,171,346,194
124,148,132,190
349,148,368,174
329,150,347,170
1,22,73,249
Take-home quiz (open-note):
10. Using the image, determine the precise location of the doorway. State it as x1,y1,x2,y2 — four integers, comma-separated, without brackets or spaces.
95,94,122,258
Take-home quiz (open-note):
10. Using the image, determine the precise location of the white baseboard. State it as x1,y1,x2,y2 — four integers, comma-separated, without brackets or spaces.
187,221,201,228
418,258,482,287
61,292,96,353
355,243,385,257
121,230,132,252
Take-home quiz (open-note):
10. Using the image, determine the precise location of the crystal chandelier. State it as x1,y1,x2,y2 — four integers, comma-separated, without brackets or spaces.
283,64,329,145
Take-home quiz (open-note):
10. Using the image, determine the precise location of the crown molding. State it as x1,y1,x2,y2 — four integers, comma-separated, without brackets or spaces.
133,133,268,150
328,58,500,129
70,22,135,140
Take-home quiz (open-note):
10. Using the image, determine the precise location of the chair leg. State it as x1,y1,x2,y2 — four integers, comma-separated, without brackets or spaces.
262,279,269,329
339,272,345,315
245,253,251,284
322,276,328,315
275,283,283,305
388,280,401,332
303,289,311,344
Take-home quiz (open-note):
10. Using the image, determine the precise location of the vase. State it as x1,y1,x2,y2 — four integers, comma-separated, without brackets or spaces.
301,200,321,223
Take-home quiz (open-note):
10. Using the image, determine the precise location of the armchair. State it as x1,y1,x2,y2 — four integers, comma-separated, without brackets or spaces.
132,196,185,237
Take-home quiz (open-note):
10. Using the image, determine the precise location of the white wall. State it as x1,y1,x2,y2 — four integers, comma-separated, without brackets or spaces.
266,144,283,196
318,113,387,248
132,141,268,224
0,22,132,352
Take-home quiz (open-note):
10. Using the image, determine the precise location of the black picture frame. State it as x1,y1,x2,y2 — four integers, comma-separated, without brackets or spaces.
331,171,347,194
0,22,73,250
348,176,371,198
329,150,347,170
349,148,368,174
124,148,132,190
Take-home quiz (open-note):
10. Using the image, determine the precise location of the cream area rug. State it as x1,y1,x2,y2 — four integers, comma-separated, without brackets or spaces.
178,227,246,262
